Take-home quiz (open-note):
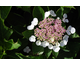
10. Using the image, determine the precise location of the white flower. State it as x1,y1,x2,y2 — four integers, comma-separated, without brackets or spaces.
63,13,67,18
55,42,60,46
50,10,56,17
29,35,36,42
53,46,60,52
67,25,72,31
48,44,53,49
63,35,69,42
23,46,31,53
62,18,66,23
70,27,76,34
44,11,50,19
66,30,71,35
41,41,49,48
60,40,68,47
31,18,38,26
65,19,69,23
66,25,76,35
27,25,34,30
62,18,69,23
36,40,41,46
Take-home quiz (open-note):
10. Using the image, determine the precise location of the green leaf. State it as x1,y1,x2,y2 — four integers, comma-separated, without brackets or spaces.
21,6,31,13
4,39,21,50
32,43,44,54
61,6,75,9
22,30,34,40
56,8,63,19
44,47,52,58
12,39,21,49
0,6,12,19
70,33,79,38
52,50,59,58
33,6,45,21
0,18,13,40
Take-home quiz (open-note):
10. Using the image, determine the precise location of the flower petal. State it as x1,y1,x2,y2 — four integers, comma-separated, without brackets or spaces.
63,35,69,42
44,11,50,18
41,41,49,48
60,40,67,47
48,44,53,49
63,13,67,18
27,25,34,30
70,27,76,34
29,35,36,42
31,18,38,26
36,40,41,46
66,30,71,35
53,46,60,52
65,19,69,23
50,10,56,17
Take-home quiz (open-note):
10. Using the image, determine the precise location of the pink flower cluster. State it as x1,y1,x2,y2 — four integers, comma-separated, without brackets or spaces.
34,18,66,45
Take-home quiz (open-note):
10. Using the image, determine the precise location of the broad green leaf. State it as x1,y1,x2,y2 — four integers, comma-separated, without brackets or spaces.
57,41,80,59
4,39,21,50
56,8,63,19
21,6,31,13
16,6,31,13
22,30,34,40
0,18,13,40
44,47,52,58
61,6,75,9
52,50,59,58
70,33,79,38
0,6,12,19
33,6,45,21
32,43,44,54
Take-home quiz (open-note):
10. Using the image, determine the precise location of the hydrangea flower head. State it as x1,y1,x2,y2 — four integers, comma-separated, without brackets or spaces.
27,10,76,52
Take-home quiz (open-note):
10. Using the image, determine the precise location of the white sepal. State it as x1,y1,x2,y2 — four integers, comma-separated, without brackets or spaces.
27,25,34,30
41,41,49,48
44,11,50,18
70,27,76,34
62,18,66,23
55,42,60,46
66,30,71,35
31,18,38,26
50,10,56,17
63,13,67,18
29,35,36,42
65,19,69,23
67,25,72,31
36,40,41,46
53,46,60,52
63,35,69,42
60,40,67,47
48,44,53,49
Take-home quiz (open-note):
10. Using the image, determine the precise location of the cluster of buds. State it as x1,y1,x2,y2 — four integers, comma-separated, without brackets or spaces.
26,10,76,52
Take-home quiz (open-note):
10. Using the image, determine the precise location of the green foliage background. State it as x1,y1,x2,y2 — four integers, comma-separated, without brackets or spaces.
0,6,80,59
